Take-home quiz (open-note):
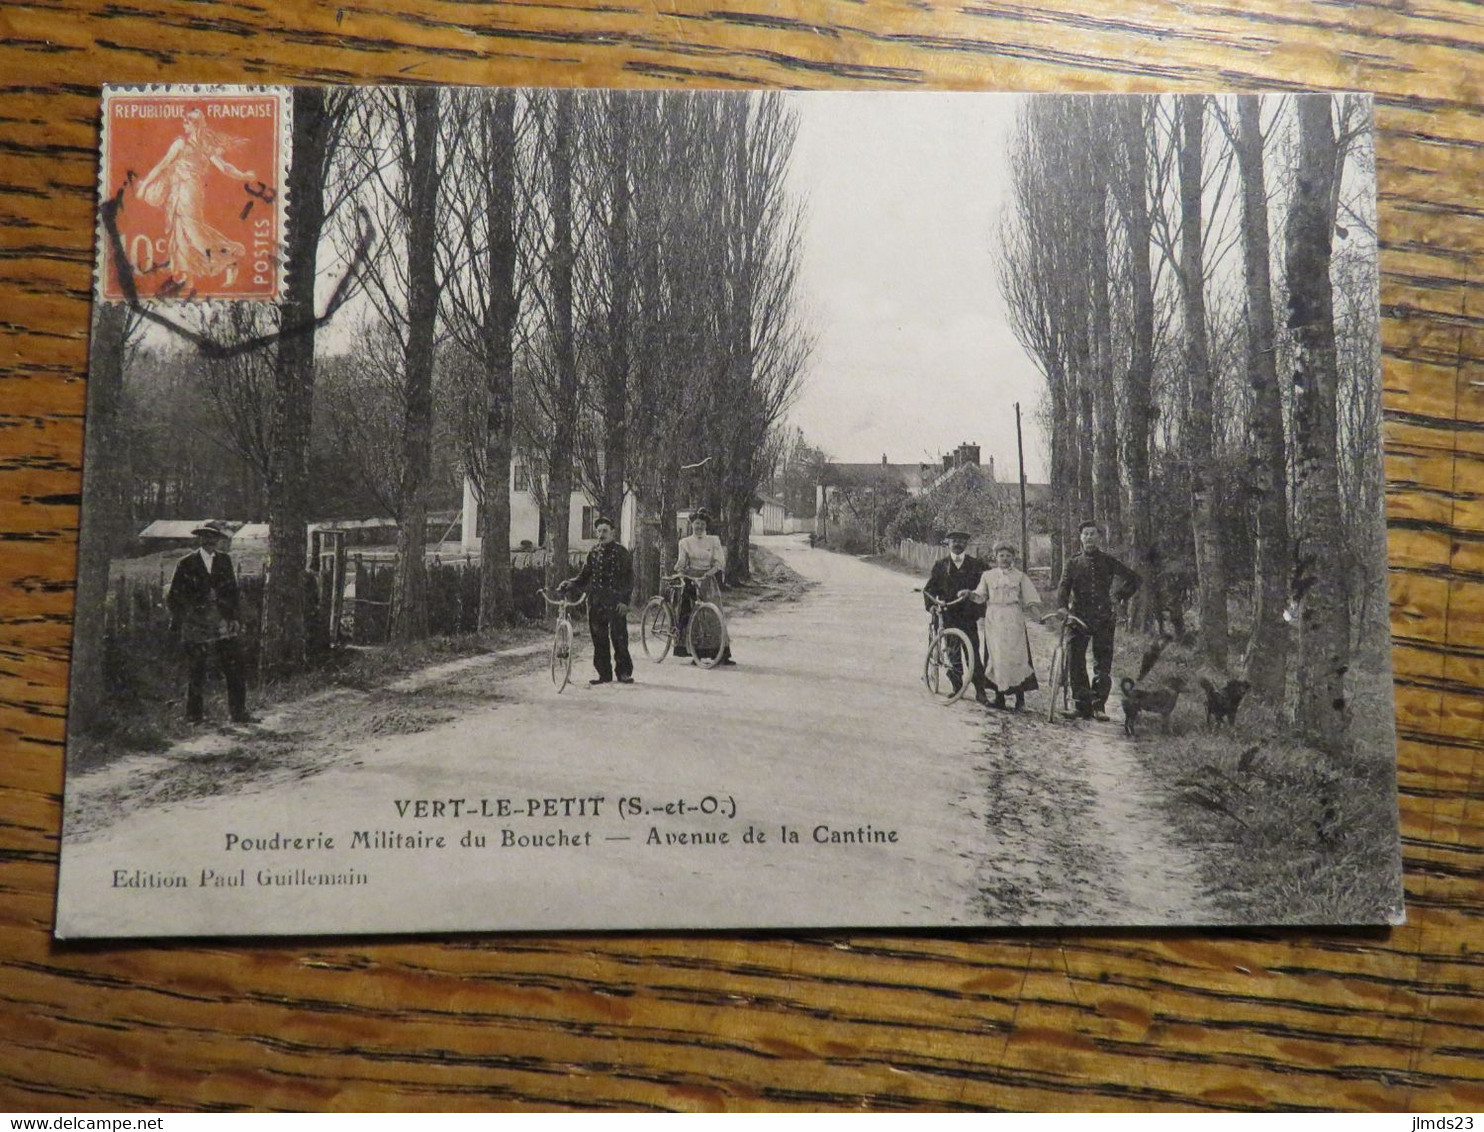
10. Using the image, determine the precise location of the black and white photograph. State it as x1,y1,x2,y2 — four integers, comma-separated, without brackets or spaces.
56,85,1402,938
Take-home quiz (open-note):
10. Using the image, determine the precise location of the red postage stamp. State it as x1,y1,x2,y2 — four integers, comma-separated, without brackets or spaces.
99,86,290,302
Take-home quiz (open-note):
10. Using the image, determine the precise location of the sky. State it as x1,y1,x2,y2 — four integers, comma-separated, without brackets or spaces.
129,90,1051,481
781,92,1048,481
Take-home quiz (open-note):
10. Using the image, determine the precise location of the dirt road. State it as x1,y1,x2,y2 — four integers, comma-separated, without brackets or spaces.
57,535,1209,937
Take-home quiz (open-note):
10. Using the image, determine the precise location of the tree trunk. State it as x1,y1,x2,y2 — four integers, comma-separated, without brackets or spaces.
544,91,579,595
727,500,752,583
602,93,633,537
69,302,132,730
1120,97,1157,631
391,88,442,642
477,90,518,632
1076,377,1096,524
722,97,754,587
1058,368,1083,547
1047,420,1065,582
1235,94,1291,702
1287,94,1350,755
630,502,658,602
1087,110,1122,548
660,457,681,570
1048,376,1074,576
1179,95,1229,668
261,86,329,676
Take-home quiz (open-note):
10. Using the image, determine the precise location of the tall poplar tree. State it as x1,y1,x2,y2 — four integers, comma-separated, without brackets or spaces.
1286,95,1350,754
390,87,443,642
1231,94,1289,701
1179,94,1229,667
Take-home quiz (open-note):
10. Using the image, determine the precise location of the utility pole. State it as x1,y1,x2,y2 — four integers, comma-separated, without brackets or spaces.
1016,402,1029,567
1015,406,1026,566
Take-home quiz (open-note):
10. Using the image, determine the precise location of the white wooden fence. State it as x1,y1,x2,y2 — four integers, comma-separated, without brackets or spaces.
895,538,997,572
895,538,1054,592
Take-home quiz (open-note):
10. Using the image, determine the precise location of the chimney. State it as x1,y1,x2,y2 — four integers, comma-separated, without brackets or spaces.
942,453,953,472
958,443,981,467
988,455,995,481
881,453,888,466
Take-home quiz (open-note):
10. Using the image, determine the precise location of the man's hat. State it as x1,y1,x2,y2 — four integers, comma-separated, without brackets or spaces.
691,508,713,524
945,529,971,541
191,521,229,539
594,515,615,530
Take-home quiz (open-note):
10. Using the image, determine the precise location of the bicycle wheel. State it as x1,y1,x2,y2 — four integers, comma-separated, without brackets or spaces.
688,602,727,669
1045,643,1065,722
925,628,974,704
550,621,574,692
640,597,673,662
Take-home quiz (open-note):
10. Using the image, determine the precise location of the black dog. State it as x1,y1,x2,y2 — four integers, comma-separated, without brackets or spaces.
1121,676,1187,735
1120,678,1143,735
1198,677,1251,728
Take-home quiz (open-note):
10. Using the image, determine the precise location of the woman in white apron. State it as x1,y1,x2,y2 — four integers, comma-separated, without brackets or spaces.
972,542,1042,709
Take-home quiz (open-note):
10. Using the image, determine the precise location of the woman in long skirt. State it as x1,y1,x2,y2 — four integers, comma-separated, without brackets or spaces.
972,542,1043,710
674,508,734,665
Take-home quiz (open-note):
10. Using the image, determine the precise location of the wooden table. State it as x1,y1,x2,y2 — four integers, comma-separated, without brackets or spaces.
2,0,1480,1112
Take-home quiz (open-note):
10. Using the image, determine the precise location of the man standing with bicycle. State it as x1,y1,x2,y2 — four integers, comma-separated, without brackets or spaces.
923,529,990,706
560,516,634,686
1056,520,1141,721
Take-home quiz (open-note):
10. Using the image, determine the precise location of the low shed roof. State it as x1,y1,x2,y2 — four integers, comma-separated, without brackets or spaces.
139,519,236,540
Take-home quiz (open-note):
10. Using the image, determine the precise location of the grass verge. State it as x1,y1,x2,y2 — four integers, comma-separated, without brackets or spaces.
1114,632,1402,924
70,543,812,772
67,621,547,773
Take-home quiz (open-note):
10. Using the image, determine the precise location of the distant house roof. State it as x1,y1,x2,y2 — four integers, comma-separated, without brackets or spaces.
309,510,459,532
309,516,396,533
232,522,271,544
915,463,1052,505
138,519,243,540
918,462,974,497
820,463,932,493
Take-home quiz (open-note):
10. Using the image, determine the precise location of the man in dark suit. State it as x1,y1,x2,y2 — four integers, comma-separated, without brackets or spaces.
1056,520,1142,721
167,521,253,723
560,516,635,686
923,529,989,704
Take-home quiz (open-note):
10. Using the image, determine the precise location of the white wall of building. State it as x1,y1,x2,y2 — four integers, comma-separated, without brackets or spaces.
755,498,786,535
462,462,639,554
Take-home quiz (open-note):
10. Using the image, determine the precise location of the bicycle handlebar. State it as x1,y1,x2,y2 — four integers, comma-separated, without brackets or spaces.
1042,610,1088,630
921,591,973,610
539,587,588,610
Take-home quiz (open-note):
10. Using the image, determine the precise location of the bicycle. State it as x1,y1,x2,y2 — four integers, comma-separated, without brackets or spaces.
919,590,979,705
539,587,588,693
639,572,728,669
1040,609,1089,722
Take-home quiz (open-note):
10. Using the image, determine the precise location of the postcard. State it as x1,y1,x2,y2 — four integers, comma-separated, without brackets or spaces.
55,85,1402,937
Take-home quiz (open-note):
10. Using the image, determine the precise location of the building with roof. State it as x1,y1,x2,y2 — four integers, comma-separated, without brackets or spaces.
137,518,241,546
460,460,639,555
816,443,995,540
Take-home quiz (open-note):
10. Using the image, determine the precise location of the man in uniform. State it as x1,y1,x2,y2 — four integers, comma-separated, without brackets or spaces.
1056,520,1142,721
167,521,253,724
923,529,990,705
560,516,634,685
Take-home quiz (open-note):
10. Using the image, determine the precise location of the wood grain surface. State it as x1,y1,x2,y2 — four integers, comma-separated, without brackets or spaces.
2,0,1481,1113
